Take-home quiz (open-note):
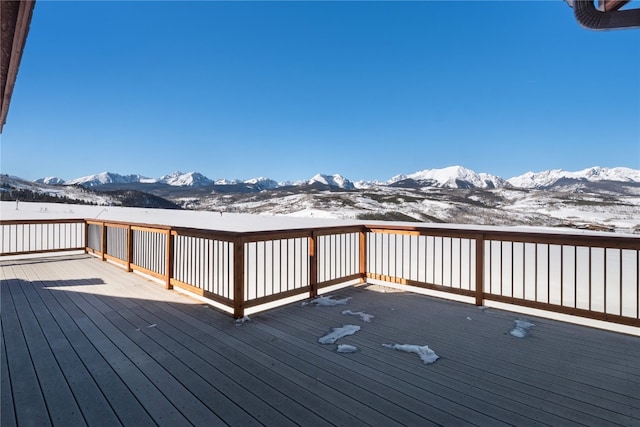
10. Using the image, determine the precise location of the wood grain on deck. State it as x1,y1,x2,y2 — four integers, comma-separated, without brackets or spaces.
1,255,638,426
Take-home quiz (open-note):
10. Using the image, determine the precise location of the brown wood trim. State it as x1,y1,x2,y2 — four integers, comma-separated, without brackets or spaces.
365,224,640,250
312,226,365,237
85,219,172,231
131,225,169,234
366,228,423,237
309,232,318,298
242,230,313,243
233,237,245,318
485,294,640,327
101,222,129,229
100,223,106,261
170,227,237,242
85,247,102,256
365,273,476,298
170,278,233,307
0,219,85,226
126,225,133,272
104,253,127,266
130,264,166,281
359,230,367,281
475,234,485,306
241,225,364,242
317,273,363,289
0,247,85,257
244,286,311,309
165,229,173,290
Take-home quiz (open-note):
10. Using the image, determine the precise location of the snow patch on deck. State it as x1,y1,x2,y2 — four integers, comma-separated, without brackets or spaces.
382,344,440,364
342,309,374,322
510,319,535,338
318,325,361,344
303,295,352,306
336,344,359,353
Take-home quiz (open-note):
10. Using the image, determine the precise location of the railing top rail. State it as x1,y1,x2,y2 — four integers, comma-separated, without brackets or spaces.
3,217,639,249
0,218,86,225
364,223,640,249
241,224,366,242
85,219,173,231
170,226,240,241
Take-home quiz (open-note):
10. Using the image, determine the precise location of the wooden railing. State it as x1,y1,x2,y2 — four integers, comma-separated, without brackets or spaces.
0,219,85,256
1,219,638,328
366,225,640,328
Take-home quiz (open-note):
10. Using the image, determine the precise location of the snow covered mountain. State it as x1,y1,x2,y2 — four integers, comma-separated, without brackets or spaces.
308,174,355,190
37,165,640,193
34,176,65,185
65,172,149,187
390,166,507,189
243,177,279,190
10,166,640,233
158,171,213,187
508,167,640,189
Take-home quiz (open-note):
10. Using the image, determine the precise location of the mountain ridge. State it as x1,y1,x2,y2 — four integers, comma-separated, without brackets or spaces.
4,169,639,234
39,166,640,191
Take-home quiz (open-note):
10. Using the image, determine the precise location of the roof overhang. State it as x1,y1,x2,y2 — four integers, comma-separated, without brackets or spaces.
1,0,36,133
569,0,640,29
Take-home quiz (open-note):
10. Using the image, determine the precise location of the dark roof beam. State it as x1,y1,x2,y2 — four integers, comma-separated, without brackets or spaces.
1,0,36,133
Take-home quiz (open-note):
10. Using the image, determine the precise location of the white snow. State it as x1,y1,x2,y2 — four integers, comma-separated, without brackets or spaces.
382,343,440,364
336,344,359,353
159,171,213,187
303,295,352,306
308,173,355,189
342,309,374,322
65,171,149,187
318,325,361,344
507,166,640,188
510,319,535,338
389,165,505,189
235,315,251,325
243,177,279,189
214,178,242,185
2,201,367,232
34,176,65,185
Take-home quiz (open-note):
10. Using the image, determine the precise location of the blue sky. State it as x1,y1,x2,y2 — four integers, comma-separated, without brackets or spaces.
1,1,639,183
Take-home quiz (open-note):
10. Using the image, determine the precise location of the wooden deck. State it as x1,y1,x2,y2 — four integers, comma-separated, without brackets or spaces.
1,255,639,426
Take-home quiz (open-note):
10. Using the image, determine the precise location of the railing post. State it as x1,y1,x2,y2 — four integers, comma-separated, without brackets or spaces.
233,236,245,319
475,233,485,306
309,232,318,298
101,222,107,261
83,220,89,254
126,225,133,272
165,228,173,290
359,227,367,283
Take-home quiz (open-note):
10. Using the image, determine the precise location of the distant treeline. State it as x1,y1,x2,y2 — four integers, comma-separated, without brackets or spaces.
1,188,98,205
0,186,181,210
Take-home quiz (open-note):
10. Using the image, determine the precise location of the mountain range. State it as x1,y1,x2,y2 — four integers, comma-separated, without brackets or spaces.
33,166,640,191
5,165,639,234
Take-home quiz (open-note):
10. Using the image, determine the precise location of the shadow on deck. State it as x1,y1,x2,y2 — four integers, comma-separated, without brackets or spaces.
1,255,639,426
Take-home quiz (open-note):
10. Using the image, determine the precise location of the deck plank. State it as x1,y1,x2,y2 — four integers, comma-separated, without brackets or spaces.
1,328,17,427
33,266,219,426
15,264,124,426
2,255,639,427
271,291,633,426
1,276,51,426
